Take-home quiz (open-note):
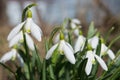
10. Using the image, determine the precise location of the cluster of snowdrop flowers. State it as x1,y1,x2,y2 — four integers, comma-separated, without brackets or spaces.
74,33,115,75
46,31,76,64
47,18,116,75
0,9,42,67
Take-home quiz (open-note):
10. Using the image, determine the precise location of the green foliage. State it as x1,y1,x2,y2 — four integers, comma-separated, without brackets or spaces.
0,3,120,80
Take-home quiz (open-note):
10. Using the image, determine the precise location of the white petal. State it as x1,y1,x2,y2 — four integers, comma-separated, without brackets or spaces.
63,43,76,64
54,33,60,43
100,44,108,56
25,18,32,32
65,42,74,53
71,23,76,29
0,49,16,63
88,36,99,49
25,33,35,50
74,38,80,53
85,58,92,75
95,54,108,71
72,19,81,24
31,20,42,41
45,44,58,59
86,51,92,58
74,29,79,36
7,22,24,41
107,50,115,60
17,53,24,67
74,35,86,53
9,32,23,47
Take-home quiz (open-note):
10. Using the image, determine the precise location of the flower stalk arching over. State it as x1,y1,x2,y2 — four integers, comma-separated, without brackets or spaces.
0,49,24,67
46,32,76,64
85,50,108,75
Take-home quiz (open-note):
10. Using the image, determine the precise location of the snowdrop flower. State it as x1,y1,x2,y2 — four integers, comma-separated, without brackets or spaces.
85,50,108,75
74,33,86,53
0,49,24,67
24,17,42,41
70,19,82,36
7,9,42,42
9,31,35,50
100,43,115,60
88,35,99,49
70,19,81,29
46,32,76,64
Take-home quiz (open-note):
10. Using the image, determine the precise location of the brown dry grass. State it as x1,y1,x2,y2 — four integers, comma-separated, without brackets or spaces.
0,26,11,80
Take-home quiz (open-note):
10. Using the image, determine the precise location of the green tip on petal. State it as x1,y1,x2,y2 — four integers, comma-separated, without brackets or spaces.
96,32,100,37
60,31,64,40
79,30,83,35
13,45,19,49
26,9,32,18
87,44,92,50
100,38,105,43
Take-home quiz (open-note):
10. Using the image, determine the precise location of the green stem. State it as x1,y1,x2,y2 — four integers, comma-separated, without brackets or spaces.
21,3,37,80
23,33,32,80
42,60,46,80
21,3,37,22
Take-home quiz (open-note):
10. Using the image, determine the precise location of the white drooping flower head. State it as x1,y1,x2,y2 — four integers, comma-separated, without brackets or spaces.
70,19,81,29
88,35,99,49
70,19,82,36
74,31,86,53
7,9,42,42
7,9,43,50
46,32,76,64
24,18,42,41
85,50,108,75
24,9,42,41
0,49,24,67
100,43,115,60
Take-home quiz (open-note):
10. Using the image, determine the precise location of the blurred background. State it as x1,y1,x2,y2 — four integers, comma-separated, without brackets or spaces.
0,0,120,79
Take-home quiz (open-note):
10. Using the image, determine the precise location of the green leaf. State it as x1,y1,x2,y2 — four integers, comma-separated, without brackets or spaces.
87,21,97,38
98,52,120,80
109,67,120,80
78,59,88,80
48,65,56,80
108,34,120,49
104,27,114,42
